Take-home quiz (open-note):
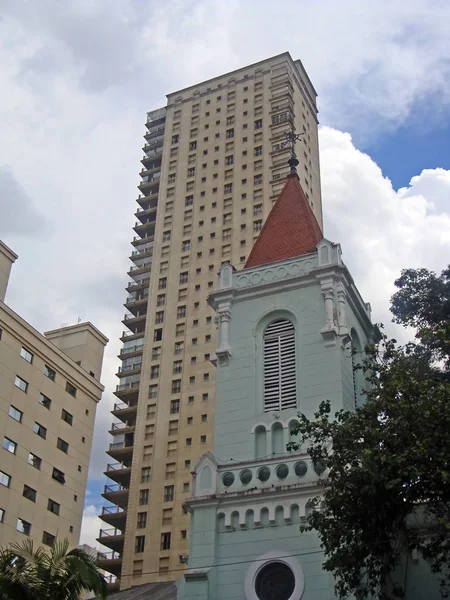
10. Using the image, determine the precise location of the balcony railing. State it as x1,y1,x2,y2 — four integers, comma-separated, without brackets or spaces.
110,422,135,432
115,381,140,391
113,401,137,411
123,312,145,321
120,330,144,338
117,362,142,373
129,262,152,272
102,505,125,515
119,344,144,356
104,483,127,493
126,277,150,288
99,528,123,538
97,551,121,560
109,439,134,451
106,463,130,472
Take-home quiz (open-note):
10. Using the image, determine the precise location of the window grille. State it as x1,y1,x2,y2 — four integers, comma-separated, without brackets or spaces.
263,319,296,412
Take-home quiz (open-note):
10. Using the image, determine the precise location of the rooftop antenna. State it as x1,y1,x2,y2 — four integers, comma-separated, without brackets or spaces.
281,117,304,174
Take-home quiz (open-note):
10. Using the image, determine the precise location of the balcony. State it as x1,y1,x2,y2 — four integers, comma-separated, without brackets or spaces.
100,505,127,530
118,344,144,359
136,192,158,211
122,312,146,334
119,330,144,343
124,295,148,316
112,400,138,422
135,204,157,223
133,219,156,236
102,483,130,508
109,421,136,436
127,261,152,278
106,435,134,462
141,149,162,167
138,174,160,193
113,379,140,401
116,360,142,377
96,551,122,578
125,277,150,292
104,462,132,486
106,579,120,593
97,528,125,552
144,126,165,139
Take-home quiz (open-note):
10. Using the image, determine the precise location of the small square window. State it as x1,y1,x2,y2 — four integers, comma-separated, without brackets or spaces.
61,409,73,426
17,518,31,536
57,438,69,454
65,382,77,397
23,484,36,502
42,531,56,547
47,499,60,515
44,365,56,381
20,347,33,363
187,416,193,425
39,393,52,409
188,396,194,404
186,438,192,446
201,435,207,444
33,422,47,439
8,406,22,422
3,437,17,454
28,453,41,470
202,414,208,422
52,468,65,484
14,375,28,393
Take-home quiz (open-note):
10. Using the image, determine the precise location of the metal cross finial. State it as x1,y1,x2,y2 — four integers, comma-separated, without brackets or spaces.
281,118,304,174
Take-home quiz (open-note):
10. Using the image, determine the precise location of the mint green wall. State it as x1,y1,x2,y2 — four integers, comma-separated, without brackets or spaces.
214,283,348,462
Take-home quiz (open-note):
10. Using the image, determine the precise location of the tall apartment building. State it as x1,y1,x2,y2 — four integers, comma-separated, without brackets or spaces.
97,52,322,591
0,241,108,550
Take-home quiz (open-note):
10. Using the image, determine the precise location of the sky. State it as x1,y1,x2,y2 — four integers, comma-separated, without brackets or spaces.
1,0,449,551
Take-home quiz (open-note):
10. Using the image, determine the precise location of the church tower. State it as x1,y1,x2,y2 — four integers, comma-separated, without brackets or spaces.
177,165,373,600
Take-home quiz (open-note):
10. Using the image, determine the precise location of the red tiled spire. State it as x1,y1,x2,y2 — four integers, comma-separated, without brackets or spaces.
244,173,323,269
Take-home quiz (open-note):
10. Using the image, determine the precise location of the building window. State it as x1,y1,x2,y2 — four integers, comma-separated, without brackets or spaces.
135,535,146,553
0,471,10,487
33,422,46,439
186,438,192,446
264,319,296,412
149,384,158,398
65,382,77,397
0,508,5,523
174,342,183,355
164,485,174,501
254,174,262,185
139,489,149,505
157,294,166,306
23,485,36,502
201,435,207,444
170,399,180,414
155,311,164,324
182,240,191,251
161,532,171,550
28,453,41,470
255,119,263,130
47,499,60,515
201,414,208,422
38,393,52,409
137,512,147,528
152,347,161,360
52,468,65,484
20,347,33,363
172,380,181,394
254,220,263,232
158,277,167,290
17,518,31,536
177,306,186,319
61,409,73,425
14,375,28,393
180,272,188,284
57,438,69,454
255,146,262,156
8,406,22,422
42,531,56,547
226,128,234,139
187,167,196,178
141,467,151,483
154,328,163,342
151,366,160,379
224,183,232,195
173,361,183,374
44,365,56,381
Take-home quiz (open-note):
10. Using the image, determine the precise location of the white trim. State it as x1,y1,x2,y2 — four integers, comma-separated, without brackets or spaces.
244,550,305,600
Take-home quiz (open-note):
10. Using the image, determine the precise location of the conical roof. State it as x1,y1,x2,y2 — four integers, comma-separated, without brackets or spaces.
244,173,323,269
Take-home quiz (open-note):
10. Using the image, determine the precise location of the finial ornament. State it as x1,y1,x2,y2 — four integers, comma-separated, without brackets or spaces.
281,117,304,174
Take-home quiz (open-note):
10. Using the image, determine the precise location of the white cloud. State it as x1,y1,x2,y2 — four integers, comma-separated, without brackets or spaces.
319,126,450,342
80,504,108,553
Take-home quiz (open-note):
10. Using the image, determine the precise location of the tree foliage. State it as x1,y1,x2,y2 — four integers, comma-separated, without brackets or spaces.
289,265,450,599
0,539,108,600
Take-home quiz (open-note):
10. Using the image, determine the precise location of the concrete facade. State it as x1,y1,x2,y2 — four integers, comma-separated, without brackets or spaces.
98,53,324,589
176,239,373,600
0,241,108,550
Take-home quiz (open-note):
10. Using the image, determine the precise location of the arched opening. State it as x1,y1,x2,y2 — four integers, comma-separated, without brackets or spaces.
271,422,284,455
255,425,267,459
263,319,296,412
245,509,255,529
275,506,285,525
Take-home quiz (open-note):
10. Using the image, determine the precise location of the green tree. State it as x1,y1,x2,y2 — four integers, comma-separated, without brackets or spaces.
289,266,450,599
0,539,108,600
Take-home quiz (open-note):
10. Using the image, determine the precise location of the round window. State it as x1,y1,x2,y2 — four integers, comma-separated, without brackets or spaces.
257,466,270,482
222,472,235,487
240,469,253,485
276,464,289,479
294,460,308,477
255,561,295,600
313,461,326,475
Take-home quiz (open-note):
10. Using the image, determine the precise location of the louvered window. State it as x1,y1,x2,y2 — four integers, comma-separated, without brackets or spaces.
263,319,296,412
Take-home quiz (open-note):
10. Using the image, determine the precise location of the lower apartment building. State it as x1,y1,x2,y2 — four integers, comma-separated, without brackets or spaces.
0,240,108,551
97,52,322,590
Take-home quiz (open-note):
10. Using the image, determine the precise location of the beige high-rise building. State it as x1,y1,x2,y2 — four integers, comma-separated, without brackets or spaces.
97,52,322,591
0,240,108,550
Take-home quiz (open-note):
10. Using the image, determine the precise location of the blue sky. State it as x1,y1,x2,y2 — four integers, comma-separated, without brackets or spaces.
0,0,449,548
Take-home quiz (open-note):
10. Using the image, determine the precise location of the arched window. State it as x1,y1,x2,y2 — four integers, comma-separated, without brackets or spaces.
263,319,296,412
351,330,365,408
